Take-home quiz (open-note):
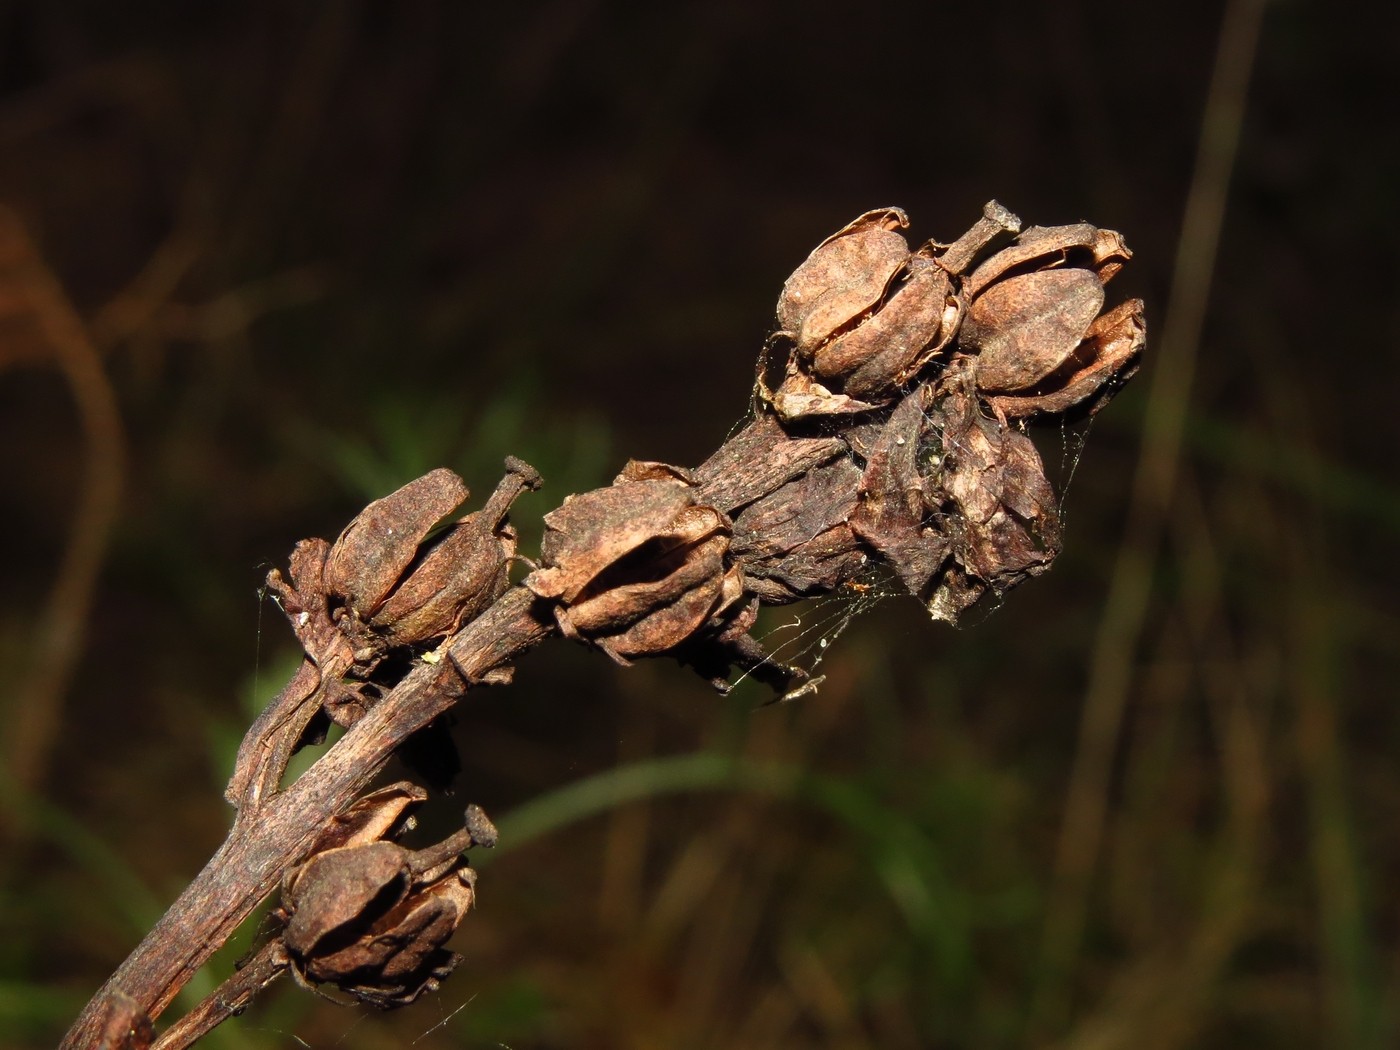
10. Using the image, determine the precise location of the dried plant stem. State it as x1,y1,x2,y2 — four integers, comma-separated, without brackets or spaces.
60,589,555,1050
148,941,288,1050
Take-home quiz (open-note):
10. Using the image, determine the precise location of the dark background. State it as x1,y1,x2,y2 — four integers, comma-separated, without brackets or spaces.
2,1,1397,1047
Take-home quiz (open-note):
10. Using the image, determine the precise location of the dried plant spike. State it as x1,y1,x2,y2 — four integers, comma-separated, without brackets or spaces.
58,199,1144,1050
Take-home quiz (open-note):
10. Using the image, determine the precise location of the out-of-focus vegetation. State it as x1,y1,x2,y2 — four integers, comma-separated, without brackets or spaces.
2,1,1396,1047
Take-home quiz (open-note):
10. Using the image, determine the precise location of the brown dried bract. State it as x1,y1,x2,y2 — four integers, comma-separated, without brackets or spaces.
848,387,949,600
324,469,471,623
816,254,955,400
984,298,1146,419
278,792,496,1009
760,202,1021,419
920,371,1062,621
958,223,1139,416
776,207,911,353
263,459,540,736
324,460,539,655
525,465,744,662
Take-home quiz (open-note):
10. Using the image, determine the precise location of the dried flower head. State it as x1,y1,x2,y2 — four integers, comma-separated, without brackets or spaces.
278,791,496,1009
957,222,1144,418
747,202,1142,629
759,203,1141,426
525,462,744,663
324,460,539,654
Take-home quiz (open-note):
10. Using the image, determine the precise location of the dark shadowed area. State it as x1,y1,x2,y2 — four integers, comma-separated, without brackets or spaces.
2,1,1397,1047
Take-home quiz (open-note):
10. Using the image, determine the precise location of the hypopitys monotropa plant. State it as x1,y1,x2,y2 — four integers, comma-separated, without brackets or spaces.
60,200,1143,1050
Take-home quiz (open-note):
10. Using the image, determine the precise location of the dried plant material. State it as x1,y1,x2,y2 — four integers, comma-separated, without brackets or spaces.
963,268,1106,392
95,994,152,1050
985,298,1146,419
322,461,539,657
849,388,950,599
325,469,470,621
756,353,882,420
815,254,955,399
304,782,427,853
278,799,494,1009
761,202,1020,419
959,223,1129,300
693,413,846,515
730,455,867,604
63,200,1144,1050
258,459,539,747
777,207,911,351
528,205,1139,667
957,222,1138,412
265,537,354,671
525,474,743,662
370,459,540,646
921,374,1062,621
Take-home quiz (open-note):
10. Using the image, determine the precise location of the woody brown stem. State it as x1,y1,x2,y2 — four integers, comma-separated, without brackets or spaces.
59,613,543,1050
148,941,289,1050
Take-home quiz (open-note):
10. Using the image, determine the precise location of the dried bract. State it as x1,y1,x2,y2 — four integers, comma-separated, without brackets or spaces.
369,459,540,646
761,202,1021,419
264,536,354,672
919,372,1062,621
262,461,539,746
304,782,427,853
324,469,470,623
983,298,1145,419
525,464,744,662
279,797,495,1009
963,268,1106,393
848,388,949,600
323,461,539,656
958,223,1141,417
816,254,955,400
777,207,911,353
